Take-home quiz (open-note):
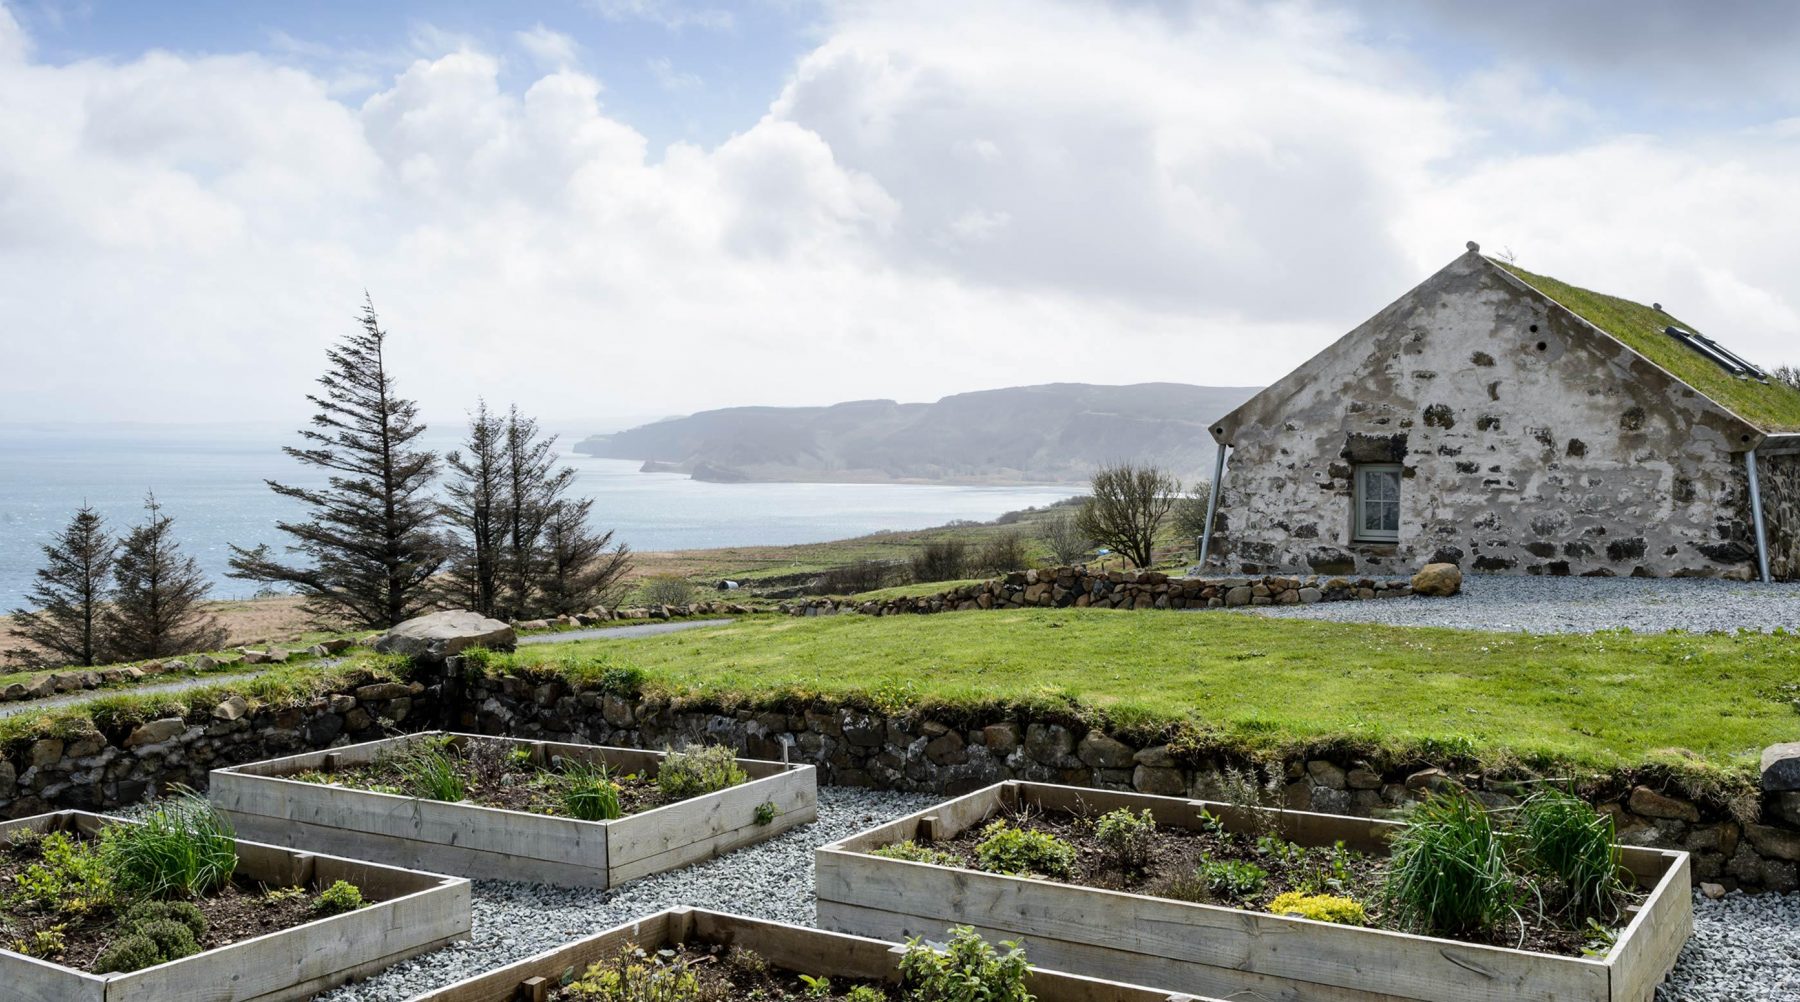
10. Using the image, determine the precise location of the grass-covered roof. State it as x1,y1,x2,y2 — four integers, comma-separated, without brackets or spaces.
1497,261,1800,433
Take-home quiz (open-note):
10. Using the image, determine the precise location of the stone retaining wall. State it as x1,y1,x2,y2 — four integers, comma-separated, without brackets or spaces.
780,568,1414,617
457,670,1798,894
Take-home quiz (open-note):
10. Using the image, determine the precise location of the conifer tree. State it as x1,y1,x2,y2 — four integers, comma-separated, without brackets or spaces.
6,505,116,667
103,493,228,661
537,496,632,617
497,407,570,618
229,296,443,627
441,401,507,617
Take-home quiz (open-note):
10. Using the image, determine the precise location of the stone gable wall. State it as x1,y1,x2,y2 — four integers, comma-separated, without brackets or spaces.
1759,451,1800,581
1214,253,1759,579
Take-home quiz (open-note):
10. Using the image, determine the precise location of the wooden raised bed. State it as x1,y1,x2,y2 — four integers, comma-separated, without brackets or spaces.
411,906,1223,1002
1,810,470,1002
816,781,1692,1002
210,732,817,888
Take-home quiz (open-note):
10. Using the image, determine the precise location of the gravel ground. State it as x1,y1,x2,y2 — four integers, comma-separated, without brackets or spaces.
311,786,937,1001
1658,891,1800,1001
517,618,734,646
1240,575,1800,634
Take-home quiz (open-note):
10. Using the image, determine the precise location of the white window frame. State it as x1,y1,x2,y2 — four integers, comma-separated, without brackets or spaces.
1352,464,1402,543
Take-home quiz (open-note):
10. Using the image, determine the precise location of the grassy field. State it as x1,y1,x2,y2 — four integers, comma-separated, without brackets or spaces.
507,608,1800,785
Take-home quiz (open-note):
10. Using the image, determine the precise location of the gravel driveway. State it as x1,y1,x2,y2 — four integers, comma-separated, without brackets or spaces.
1242,575,1800,634
303,786,1791,1002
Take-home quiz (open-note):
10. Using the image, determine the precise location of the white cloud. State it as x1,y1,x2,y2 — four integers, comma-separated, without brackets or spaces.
2,0,1799,433
516,25,581,70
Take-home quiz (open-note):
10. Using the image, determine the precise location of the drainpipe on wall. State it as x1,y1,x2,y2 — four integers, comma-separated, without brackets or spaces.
1197,442,1228,569
1747,447,1771,584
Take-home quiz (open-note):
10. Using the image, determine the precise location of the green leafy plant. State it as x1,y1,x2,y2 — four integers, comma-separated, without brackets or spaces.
899,925,1034,1002
1580,917,1621,958
261,886,307,907
124,899,208,939
105,794,239,899
92,900,211,973
1519,788,1627,920
1266,891,1367,925
1194,857,1269,900
973,820,1076,878
93,934,162,973
844,986,888,1002
753,801,780,826
564,946,704,1002
11,923,66,959
798,973,833,998
1383,791,1515,936
313,879,365,916
871,840,958,867
393,738,467,801
6,830,120,915
656,744,748,799
138,917,199,960
1093,808,1156,873
557,758,625,822
506,745,537,769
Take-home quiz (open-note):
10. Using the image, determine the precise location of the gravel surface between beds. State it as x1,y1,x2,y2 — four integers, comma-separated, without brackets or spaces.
1241,575,1800,634
301,786,1791,1002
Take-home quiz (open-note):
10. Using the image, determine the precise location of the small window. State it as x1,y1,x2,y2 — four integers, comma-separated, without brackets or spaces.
1353,464,1402,543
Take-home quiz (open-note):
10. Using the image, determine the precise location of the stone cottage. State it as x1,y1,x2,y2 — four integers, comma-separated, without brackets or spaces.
1203,243,1800,580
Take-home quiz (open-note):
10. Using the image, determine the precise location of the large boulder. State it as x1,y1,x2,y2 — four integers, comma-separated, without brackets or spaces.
1763,742,1800,792
374,610,515,661
1410,562,1463,598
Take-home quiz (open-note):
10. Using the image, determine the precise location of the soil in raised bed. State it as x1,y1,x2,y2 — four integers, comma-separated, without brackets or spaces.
552,941,890,1002
913,806,1636,958
288,738,710,818
0,832,365,972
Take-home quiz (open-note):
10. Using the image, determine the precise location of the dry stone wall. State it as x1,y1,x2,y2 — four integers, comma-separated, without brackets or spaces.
779,567,1413,617
458,669,1800,894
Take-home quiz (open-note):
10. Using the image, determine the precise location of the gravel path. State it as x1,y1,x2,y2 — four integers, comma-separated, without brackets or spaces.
517,618,735,646
1241,575,1800,634
312,787,937,1001
1658,891,1800,1001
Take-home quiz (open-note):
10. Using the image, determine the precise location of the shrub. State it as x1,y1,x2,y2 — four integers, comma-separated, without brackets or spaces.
1520,788,1627,920
909,540,968,583
1383,791,1515,936
819,560,894,595
656,744,748,799
138,917,199,960
313,879,365,916
106,794,238,898
975,531,1028,575
1267,891,1367,925
557,758,625,822
393,739,467,802
973,820,1076,878
93,933,162,974
639,576,695,607
1093,808,1155,872
871,840,958,866
124,899,208,939
898,925,1032,1002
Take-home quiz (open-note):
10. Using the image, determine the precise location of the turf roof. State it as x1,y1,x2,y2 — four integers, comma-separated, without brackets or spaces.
1497,261,1800,433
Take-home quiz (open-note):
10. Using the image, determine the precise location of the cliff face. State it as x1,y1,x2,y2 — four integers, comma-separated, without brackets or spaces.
573,382,1261,484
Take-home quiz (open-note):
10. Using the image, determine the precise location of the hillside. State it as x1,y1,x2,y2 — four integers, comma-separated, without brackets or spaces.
572,382,1260,484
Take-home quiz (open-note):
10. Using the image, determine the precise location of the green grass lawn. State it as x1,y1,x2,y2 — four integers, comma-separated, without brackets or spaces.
509,609,1800,785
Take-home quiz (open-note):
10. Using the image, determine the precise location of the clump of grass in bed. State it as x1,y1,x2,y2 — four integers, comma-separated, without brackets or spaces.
1382,790,1515,937
554,757,625,821
106,792,238,899
392,738,467,802
1519,788,1628,921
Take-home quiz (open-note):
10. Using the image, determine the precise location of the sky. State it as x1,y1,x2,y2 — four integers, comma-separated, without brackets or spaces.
2,0,1799,433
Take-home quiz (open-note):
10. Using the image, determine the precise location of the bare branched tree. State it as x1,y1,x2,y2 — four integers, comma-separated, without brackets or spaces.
1040,511,1091,565
1170,480,1217,543
1075,462,1180,569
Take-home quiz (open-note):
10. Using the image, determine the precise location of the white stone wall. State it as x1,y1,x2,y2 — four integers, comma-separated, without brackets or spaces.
1212,252,1760,578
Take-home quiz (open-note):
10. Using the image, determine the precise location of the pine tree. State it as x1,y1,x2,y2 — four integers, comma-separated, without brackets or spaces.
537,496,632,617
104,493,228,661
497,407,570,619
441,401,507,617
6,505,116,668
229,296,443,627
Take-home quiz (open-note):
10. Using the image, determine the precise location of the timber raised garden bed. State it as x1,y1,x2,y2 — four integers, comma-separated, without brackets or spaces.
210,732,817,888
412,906,1224,1002
0,808,470,1002
816,781,1691,1002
